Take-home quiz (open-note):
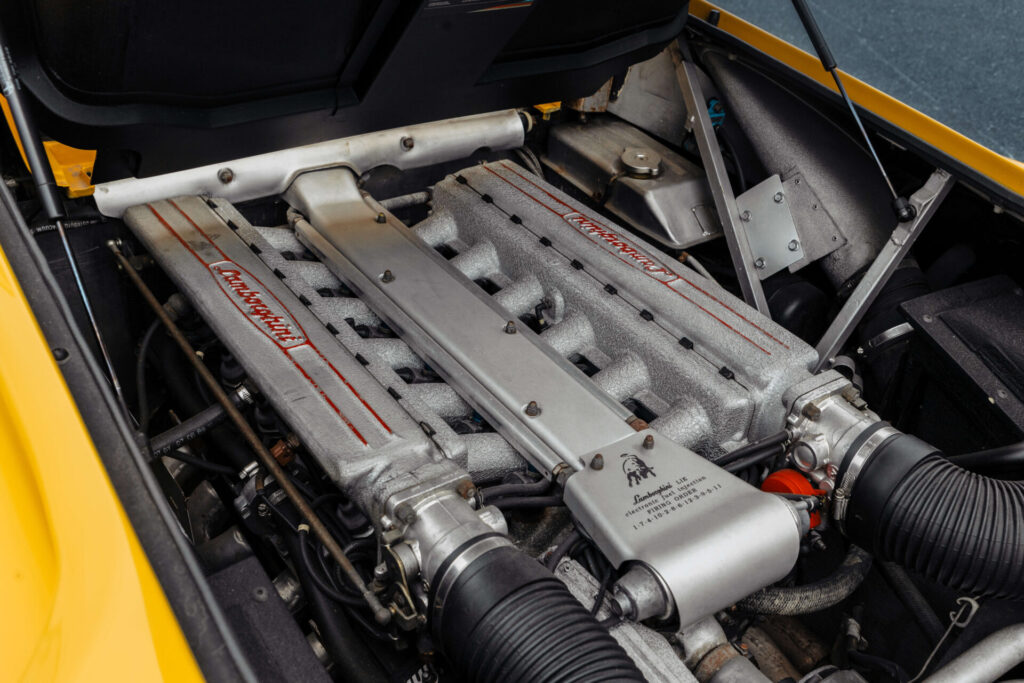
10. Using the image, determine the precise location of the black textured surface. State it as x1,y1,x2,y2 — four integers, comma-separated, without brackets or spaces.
436,546,643,683
871,453,1024,598
208,557,331,683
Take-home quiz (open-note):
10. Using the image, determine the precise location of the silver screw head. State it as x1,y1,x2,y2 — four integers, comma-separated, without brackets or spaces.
788,239,800,251
774,191,784,203
754,257,766,269
740,210,751,222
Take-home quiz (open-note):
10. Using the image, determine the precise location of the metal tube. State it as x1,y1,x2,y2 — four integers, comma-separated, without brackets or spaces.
923,624,1024,683
108,242,391,625
1,28,129,415
670,45,770,315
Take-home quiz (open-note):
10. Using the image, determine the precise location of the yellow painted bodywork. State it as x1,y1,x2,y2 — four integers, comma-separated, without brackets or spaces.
0,242,202,681
1,96,96,198
691,0,1024,196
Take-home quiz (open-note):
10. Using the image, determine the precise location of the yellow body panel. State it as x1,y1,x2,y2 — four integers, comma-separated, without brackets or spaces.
0,242,201,682
691,1,1024,196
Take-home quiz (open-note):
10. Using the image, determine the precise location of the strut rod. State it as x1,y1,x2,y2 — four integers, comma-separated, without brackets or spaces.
108,241,391,625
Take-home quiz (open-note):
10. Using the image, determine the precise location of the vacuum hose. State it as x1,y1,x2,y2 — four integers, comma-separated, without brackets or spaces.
842,432,1024,599
432,545,643,682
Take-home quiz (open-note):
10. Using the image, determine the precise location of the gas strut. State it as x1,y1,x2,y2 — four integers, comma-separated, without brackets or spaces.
0,28,128,412
789,0,916,222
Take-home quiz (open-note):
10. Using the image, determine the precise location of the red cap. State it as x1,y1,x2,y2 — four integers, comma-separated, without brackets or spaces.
762,469,824,528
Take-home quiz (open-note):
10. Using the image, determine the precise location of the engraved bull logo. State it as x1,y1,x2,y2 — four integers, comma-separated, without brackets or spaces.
621,454,656,488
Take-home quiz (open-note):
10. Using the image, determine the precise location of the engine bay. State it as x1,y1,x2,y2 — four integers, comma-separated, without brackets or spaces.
4,13,1024,683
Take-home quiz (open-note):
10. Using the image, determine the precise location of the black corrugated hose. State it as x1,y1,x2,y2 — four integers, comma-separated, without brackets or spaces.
843,433,1024,599
433,545,643,682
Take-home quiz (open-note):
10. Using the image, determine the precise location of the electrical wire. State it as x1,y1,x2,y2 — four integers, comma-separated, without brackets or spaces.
135,319,163,438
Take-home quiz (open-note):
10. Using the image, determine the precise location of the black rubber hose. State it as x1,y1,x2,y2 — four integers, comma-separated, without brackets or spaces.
736,545,872,615
545,528,583,570
149,403,227,456
136,319,162,438
878,561,945,644
844,433,1024,599
479,477,550,502
716,430,789,468
488,495,563,510
153,335,253,470
282,532,387,683
434,545,643,682
948,441,1024,478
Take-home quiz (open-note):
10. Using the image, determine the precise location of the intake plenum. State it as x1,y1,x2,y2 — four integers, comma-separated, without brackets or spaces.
840,431,1024,599
431,544,643,682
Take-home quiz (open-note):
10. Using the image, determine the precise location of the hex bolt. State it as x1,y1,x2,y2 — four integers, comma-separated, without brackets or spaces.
739,210,751,222
773,191,784,203
456,479,477,500
524,400,541,417
401,136,415,151
395,503,416,524
504,320,517,334
373,563,390,582
754,257,766,269
256,502,270,517
381,269,395,283
590,453,604,470
788,239,800,251
642,434,655,450
217,167,234,184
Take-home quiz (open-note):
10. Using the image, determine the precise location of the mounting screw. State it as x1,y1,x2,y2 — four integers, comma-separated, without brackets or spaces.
396,503,417,524
373,563,390,582
504,320,517,334
754,257,766,269
252,586,268,602
788,239,800,251
642,434,655,450
401,136,415,151
773,191,784,203
525,401,541,417
256,502,270,517
456,479,477,500
739,210,751,222
381,269,395,283
590,453,604,470
217,167,234,184
376,212,386,223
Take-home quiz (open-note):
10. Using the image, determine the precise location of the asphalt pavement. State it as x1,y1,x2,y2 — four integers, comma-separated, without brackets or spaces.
713,1,1024,161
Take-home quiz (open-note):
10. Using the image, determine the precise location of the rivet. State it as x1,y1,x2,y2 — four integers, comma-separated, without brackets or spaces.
217,167,234,184
401,136,415,151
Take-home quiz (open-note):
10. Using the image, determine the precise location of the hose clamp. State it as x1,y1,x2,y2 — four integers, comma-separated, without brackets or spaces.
833,425,900,532
431,535,510,618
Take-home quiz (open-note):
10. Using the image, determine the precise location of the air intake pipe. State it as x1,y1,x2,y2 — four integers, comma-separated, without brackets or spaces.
430,543,644,682
836,427,1024,599
398,491,643,682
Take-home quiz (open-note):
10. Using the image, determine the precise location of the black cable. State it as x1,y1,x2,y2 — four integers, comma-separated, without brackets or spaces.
488,495,563,511
716,430,790,468
591,566,615,616
136,319,162,438
723,445,786,473
479,476,551,502
159,449,238,476
296,530,366,606
545,528,583,570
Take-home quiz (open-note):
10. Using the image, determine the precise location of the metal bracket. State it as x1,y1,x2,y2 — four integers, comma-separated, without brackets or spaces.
735,174,804,279
813,169,954,373
671,47,770,315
